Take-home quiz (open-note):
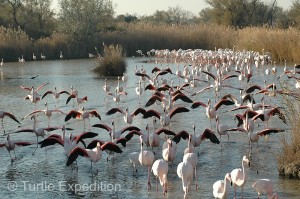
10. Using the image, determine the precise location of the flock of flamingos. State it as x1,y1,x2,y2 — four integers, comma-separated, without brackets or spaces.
1,47,298,198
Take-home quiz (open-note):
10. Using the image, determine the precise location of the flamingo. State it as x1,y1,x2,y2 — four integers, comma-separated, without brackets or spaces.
149,118,160,153
122,72,128,88
106,107,145,125
212,173,232,199
177,160,193,199
13,115,59,155
0,58,3,66
41,53,46,61
42,87,70,106
136,80,143,104
65,107,101,130
162,138,177,173
0,110,21,134
60,51,63,60
230,155,251,198
20,83,49,109
23,102,65,127
66,92,88,109
115,76,124,94
215,115,231,145
252,179,279,199
139,135,155,192
183,152,199,189
18,55,25,63
32,53,36,61
191,99,234,129
39,130,98,157
129,152,140,175
159,106,190,130
151,159,168,195
66,141,122,173
0,134,31,161
103,78,110,101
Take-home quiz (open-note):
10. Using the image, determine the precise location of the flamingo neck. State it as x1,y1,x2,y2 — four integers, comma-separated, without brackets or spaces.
241,160,249,184
222,175,231,197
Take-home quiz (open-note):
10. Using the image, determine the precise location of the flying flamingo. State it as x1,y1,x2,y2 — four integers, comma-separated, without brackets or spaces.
231,156,251,198
151,159,168,195
66,141,122,174
0,134,31,161
139,134,155,192
252,179,279,199
177,160,193,199
212,173,232,199
0,110,21,134
66,92,88,109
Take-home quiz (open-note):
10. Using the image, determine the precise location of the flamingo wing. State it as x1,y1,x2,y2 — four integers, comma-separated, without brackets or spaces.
4,112,20,124
172,93,193,103
169,107,190,119
202,71,216,80
257,128,285,136
121,126,141,134
14,141,32,146
101,142,123,153
39,137,64,148
145,95,162,107
145,84,156,91
65,110,81,122
106,108,124,115
155,128,176,136
66,147,89,166
214,99,235,110
86,139,105,149
116,137,127,147
191,85,213,96
245,85,262,93
172,130,190,144
143,109,160,119
75,132,98,144
124,130,142,141
89,110,101,120
201,129,220,144
132,107,147,117
66,94,76,105
36,83,49,91
41,90,54,99
191,101,207,109
19,85,32,91
92,123,112,132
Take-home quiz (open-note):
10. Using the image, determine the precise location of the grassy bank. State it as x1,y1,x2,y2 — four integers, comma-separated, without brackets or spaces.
1,23,300,62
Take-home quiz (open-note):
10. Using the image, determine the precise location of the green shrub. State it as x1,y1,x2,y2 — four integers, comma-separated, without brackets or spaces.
93,44,126,77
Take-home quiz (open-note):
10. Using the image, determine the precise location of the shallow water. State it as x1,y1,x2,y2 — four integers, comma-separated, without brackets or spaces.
0,58,299,199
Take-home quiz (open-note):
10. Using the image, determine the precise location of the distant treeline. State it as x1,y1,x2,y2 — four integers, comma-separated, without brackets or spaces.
1,0,300,62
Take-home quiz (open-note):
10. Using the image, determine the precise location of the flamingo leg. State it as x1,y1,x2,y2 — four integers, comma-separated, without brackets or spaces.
32,137,39,155
147,165,151,192
156,176,158,192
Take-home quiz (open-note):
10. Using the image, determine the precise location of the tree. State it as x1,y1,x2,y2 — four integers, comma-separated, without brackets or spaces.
58,0,114,43
288,0,300,28
22,0,55,39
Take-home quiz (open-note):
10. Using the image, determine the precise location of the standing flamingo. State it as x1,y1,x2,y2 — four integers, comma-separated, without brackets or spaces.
231,156,251,198
212,173,232,199
0,134,31,161
0,110,21,134
252,179,279,199
139,135,155,192
177,160,193,199
183,152,199,189
151,159,168,195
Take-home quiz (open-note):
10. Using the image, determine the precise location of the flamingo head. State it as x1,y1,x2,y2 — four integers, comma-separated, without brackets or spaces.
111,121,115,126
225,173,232,185
243,155,250,167
192,124,195,131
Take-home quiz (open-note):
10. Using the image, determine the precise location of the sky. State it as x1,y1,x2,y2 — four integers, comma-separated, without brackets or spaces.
52,0,293,16
110,0,293,16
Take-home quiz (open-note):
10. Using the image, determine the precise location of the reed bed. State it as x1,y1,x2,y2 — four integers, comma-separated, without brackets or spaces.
93,44,126,77
1,23,300,62
276,89,300,179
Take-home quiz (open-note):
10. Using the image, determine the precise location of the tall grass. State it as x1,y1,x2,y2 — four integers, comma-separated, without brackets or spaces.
93,44,126,77
2,23,300,62
276,88,300,179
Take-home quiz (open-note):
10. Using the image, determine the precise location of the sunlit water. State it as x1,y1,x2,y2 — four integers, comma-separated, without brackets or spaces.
0,58,299,198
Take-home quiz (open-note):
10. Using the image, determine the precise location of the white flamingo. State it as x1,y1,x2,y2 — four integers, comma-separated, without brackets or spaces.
213,173,232,199
177,160,193,199
252,179,279,199
151,159,168,195
231,156,250,198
